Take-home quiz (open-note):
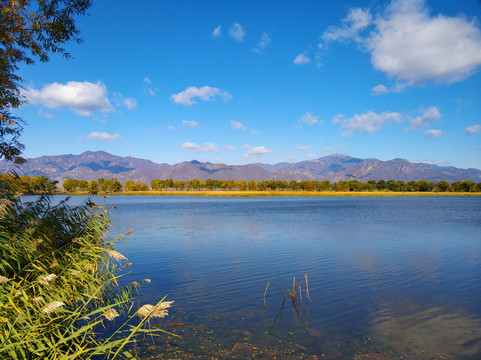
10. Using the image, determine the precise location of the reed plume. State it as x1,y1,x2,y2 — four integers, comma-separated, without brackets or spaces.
41,301,65,314
137,301,174,319
103,309,120,321
37,274,57,285
106,249,127,261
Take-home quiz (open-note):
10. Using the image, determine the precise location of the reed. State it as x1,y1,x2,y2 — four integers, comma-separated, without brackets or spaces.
116,190,481,197
264,266,312,329
264,264,311,308
0,175,172,359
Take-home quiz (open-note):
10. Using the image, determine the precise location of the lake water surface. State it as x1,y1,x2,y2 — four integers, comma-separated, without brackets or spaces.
76,196,481,358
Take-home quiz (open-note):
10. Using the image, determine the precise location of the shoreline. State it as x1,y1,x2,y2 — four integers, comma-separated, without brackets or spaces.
57,190,481,197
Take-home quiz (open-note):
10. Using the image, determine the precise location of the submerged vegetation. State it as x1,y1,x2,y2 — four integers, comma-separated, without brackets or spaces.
0,175,173,359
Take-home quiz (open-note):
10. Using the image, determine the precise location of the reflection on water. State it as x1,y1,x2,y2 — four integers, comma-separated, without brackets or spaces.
369,306,481,358
38,195,481,359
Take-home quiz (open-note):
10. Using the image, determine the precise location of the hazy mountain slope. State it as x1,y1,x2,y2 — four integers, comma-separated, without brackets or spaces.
1,151,480,184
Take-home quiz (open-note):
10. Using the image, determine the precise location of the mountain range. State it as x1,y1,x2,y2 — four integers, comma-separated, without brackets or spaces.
1,151,480,184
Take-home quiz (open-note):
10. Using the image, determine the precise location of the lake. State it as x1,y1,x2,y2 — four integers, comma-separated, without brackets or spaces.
68,195,481,358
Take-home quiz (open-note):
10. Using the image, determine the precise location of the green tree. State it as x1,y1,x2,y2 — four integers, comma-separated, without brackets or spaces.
1,0,92,161
276,180,288,190
460,180,474,192
172,180,185,190
435,180,450,192
87,180,98,194
151,179,161,191
97,178,108,192
474,182,481,192
237,180,247,191
417,179,434,192
376,180,387,190
124,180,135,191
407,180,420,192
189,178,202,190
77,180,88,191
247,180,257,191
62,178,77,192
288,180,298,190
257,181,267,191
299,180,316,191
362,182,375,191
266,180,277,190
348,179,362,191
107,179,122,192
317,180,330,191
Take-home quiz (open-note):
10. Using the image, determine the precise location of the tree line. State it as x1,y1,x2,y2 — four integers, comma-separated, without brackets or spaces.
3,173,480,194
71,177,480,193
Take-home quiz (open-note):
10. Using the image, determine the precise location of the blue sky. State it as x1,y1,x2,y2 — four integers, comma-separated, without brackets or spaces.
16,0,481,169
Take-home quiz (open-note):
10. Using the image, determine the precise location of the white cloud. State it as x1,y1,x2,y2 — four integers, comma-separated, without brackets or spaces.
369,0,481,85
407,106,442,129
371,82,405,95
253,32,271,53
298,112,319,125
321,0,481,85
212,25,222,38
415,158,448,165
286,155,298,162
334,110,402,136
371,84,389,95
229,22,245,42
293,54,311,65
243,145,273,157
181,142,218,153
123,98,137,110
320,146,334,153
465,124,481,135
38,109,54,119
182,120,199,128
424,129,442,138
322,7,372,43
225,145,236,151
86,131,122,141
167,125,176,131
230,119,246,130
23,81,112,116
143,77,158,96
171,86,232,106
307,154,317,159
296,145,313,151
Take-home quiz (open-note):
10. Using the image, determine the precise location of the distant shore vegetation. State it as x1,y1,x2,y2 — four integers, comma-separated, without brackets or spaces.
3,174,481,195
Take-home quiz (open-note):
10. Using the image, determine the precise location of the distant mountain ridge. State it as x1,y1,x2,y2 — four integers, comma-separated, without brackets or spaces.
1,151,480,183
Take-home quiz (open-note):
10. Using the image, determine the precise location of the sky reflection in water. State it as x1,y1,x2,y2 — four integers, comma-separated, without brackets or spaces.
54,195,481,358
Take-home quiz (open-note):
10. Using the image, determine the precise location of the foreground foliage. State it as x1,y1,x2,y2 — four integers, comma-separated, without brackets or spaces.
0,176,172,359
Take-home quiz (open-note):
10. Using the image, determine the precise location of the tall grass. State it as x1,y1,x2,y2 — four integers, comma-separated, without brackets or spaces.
0,176,172,359
117,190,481,197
